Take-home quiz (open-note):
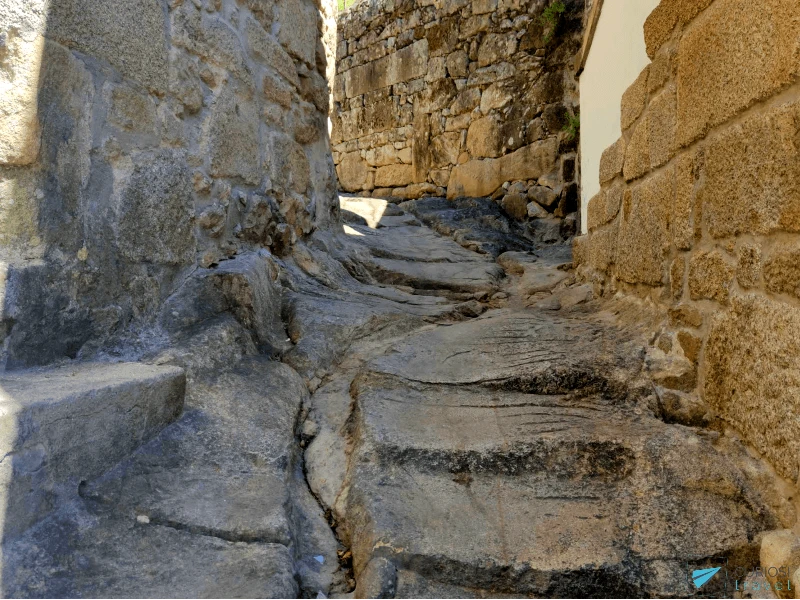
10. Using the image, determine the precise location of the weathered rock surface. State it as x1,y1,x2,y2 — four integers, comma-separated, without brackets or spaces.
298,198,794,598
1,197,793,599
0,0,339,370
400,197,539,257
0,363,185,539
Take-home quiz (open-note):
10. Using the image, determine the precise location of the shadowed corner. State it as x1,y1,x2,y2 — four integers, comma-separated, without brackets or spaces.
0,3,49,591
0,383,20,595
1,0,341,592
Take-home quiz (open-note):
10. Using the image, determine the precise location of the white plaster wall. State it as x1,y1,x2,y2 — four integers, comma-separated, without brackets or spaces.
579,0,660,234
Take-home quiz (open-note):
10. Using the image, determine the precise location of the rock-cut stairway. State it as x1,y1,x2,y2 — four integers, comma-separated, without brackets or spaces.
0,196,794,598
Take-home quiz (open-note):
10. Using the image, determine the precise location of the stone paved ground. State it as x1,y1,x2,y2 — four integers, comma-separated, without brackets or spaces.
3,197,794,598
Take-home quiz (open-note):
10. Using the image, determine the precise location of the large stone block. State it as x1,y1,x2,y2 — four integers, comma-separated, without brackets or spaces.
447,138,558,198
699,101,800,238
0,171,39,249
268,133,311,194
426,16,459,57
33,39,94,248
764,242,800,299
466,116,503,159
375,164,413,188
460,14,491,39
344,39,428,98
587,184,623,232
117,150,195,265
688,249,735,303
246,17,301,89
676,0,800,146
647,46,675,94
0,262,94,369
737,243,762,289
623,113,650,181
648,85,677,169
604,183,624,222
615,168,673,286
415,78,456,114
363,96,397,135
172,5,250,83
623,85,677,181
705,295,800,481
466,62,515,88
586,191,607,232
206,87,262,185
0,0,50,36
47,0,169,92
0,362,185,538
337,151,369,191
450,88,482,115
107,81,158,136
477,33,517,67
598,137,625,184
586,219,618,273
0,32,43,165
445,50,469,78
276,0,318,67
760,530,800,594
365,144,400,168
480,81,514,114
411,112,431,184
430,132,460,168
673,152,694,251
643,0,714,59
620,66,649,132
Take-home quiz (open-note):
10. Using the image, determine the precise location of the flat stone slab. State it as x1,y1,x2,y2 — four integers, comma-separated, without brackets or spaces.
344,222,490,264
83,358,307,547
2,504,298,599
368,310,639,393
399,197,538,257
364,256,503,293
352,373,640,474
339,370,780,597
0,362,185,538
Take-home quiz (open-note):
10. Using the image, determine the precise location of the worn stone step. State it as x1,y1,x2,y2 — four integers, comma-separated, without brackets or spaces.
0,362,185,539
398,197,538,258
352,373,638,478
81,409,297,545
82,359,305,544
362,256,503,293
343,222,491,264
332,308,784,598
392,568,535,598
2,358,340,598
367,310,640,395
344,455,771,598
1,502,298,599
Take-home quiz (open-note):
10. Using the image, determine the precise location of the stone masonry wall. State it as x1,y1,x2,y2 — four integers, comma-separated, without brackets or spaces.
574,0,800,481
0,0,337,368
331,0,583,231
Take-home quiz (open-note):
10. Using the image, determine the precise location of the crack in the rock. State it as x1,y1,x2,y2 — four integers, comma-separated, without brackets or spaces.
295,401,357,596
136,515,286,545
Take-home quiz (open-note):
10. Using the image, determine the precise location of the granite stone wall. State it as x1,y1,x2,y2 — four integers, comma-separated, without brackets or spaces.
331,0,583,233
575,0,800,481
0,0,337,368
